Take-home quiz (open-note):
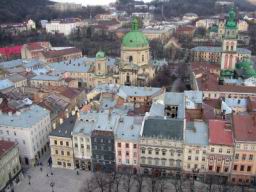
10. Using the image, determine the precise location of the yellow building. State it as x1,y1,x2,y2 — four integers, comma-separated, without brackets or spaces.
232,114,256,185
49,115,77,169
0,140,22,192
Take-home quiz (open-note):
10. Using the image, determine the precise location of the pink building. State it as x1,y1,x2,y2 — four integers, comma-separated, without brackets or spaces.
115,116,143,173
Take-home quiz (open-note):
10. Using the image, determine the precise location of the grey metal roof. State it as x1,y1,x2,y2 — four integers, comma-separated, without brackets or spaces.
142,117,184,140
185,121,208,146
191,46,251,55
50,115,77,138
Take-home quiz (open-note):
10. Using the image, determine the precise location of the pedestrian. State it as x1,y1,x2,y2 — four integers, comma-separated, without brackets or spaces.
40,167,43,172
76,170,79,175
46,173,49,177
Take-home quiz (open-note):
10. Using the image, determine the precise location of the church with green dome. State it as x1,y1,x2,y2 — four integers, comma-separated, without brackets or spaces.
89,18,156,87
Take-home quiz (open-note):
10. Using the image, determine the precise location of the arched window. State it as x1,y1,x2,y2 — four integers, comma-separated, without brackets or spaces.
142,55,144,62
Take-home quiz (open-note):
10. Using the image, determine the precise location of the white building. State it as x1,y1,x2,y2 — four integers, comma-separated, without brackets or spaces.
72,112,95,171
0,105,51,166
46,19,86,36
26,19,36,30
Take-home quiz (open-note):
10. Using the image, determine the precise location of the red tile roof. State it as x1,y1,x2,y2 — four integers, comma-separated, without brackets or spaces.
42,48,81,58
0,140,16,157
192,62,256,94
233,114,256,142
209,119,234,146
0,45,22,58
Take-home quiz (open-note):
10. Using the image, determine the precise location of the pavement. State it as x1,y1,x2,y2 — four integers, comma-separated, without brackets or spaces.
14,154,92,192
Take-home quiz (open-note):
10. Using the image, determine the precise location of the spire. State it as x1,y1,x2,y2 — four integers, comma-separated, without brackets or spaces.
226,7,237,29
131,17,139,31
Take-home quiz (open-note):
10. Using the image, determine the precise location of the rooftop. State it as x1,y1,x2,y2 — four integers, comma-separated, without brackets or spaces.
185,121,208,146
117,86,162,99
0,140,16,158
0,105,49,128
31,74,62,81
208,119,234,146
0,79,14,91
142,116,184,140
191,46,251,55
115,116,143,141
233,113,256,142
0,59,42,69
50,115,77,138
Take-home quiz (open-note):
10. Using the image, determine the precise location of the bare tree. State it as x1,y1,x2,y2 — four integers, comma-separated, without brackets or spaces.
112,172,122,192
93,172,109,192
122,173,134,192
80,176,96,192
134,173,144,192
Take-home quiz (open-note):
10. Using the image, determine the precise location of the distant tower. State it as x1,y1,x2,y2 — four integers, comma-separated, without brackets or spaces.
95,51,107,76
221,8,238,70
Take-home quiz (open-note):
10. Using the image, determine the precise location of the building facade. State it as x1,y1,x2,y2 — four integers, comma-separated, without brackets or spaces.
140,117,184,176
0,105,51,166
0,140,22,192
49,115,76,169
91,130,116,173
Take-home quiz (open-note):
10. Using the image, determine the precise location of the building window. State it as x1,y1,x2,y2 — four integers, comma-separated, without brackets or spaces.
162,150,166,156
60,141,63,145
161,159,166,166
66,142,69,146
249,154,253,161
118,143,121,148
74,143,78,148
235,154,239,160
240,165,244,171
133,144,137,149
242,154,246,160
67,163,71,167
224,167,228,172
141,148,145,154
188,149,192,153
81,144,84,149
133,152,137,157
57,162,62,165
211,148,214,152
55,150,58,155
126,143,129,148
61,151,64,155
247,166,252,172
219,148,222,153
118,151,121,156
233,165,237,170
202,157,205,161
188,156,191,160
126,159,130,164
196,150,199,154
142,55,144,62
126,152,129,156
227,149,231,154
148,149,152,155
67,151,70,156
54,140,57,145
195,156,199,161
209,166,213,171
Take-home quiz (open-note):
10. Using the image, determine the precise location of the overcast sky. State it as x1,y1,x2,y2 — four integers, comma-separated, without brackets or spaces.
52,0,152,6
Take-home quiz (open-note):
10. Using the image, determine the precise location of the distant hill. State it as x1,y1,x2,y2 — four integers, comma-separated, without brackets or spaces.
0,0,53,23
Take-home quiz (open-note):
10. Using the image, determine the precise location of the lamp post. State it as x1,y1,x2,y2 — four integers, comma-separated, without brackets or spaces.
28,175,31,185
50,181,55,192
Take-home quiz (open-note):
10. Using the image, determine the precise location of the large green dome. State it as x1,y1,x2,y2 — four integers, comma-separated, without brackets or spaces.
122,18,149,48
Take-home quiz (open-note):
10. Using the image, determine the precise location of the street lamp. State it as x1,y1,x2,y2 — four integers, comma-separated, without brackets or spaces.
28,175,31,185
50,181,55,192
